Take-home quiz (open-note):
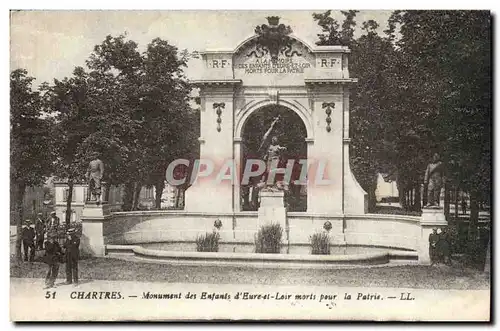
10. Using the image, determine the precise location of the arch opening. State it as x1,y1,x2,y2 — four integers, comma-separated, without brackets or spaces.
240,105,307,212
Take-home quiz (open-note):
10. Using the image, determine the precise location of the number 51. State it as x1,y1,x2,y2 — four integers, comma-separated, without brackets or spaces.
45,291,56,299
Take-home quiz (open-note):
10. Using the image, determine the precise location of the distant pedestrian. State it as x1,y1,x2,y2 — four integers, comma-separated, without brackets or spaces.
21,219,36,262
43,232,63,289
461,198,467,215
63,228,80,286
46,211,60,231
429,228,439,266
34,213,45,250
436,227,452,265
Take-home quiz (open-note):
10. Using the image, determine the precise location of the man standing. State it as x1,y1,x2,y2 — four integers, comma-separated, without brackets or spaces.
21,219,36,262
461,197,468,215
428,228,439,266
63,228,80,286
46,211,60,231
34,213,45,250
44,232,62,289
437,227,452,265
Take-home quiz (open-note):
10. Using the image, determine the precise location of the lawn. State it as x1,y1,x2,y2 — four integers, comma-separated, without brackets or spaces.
10,256,489,290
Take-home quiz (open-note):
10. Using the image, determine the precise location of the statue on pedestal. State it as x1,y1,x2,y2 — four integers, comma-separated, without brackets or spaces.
86,153,104,203
258,116,287,192
424,153,444,208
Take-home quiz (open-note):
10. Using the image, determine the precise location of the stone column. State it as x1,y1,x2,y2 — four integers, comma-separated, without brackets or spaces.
184,83,236,213
233,138,242,212
419,207,447,264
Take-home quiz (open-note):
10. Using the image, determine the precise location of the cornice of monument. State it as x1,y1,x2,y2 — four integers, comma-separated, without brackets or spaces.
304,78,358,85
199,34,352,55
190,79,242,86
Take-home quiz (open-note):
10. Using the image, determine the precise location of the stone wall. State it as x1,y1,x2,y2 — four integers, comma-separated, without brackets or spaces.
103,211,421,250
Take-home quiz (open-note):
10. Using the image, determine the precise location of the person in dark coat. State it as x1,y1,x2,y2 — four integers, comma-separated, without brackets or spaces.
21,219,36,262
429,228,439,266
46,211,60,231
436,227,452,265
63,228,80,286
34,213,45,250
44,232,63,289
461,198,467,215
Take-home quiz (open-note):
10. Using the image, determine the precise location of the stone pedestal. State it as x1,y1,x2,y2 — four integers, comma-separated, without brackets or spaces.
258,190,287,233
419,207,447,264
81,201,110,257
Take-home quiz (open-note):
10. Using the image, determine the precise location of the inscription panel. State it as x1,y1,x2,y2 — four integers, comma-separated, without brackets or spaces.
233,41,314,86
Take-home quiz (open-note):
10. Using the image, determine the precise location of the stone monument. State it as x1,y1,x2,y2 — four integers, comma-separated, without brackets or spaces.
185,15,368,215
257,116,288,232
420,153,447,264
81,154,110,256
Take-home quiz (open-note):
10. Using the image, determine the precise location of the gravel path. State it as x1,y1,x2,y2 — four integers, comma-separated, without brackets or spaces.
10,256,489,290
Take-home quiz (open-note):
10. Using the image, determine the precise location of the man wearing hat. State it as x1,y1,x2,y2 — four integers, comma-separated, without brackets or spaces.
34,213,46,250
44,231,62,289
21,219,36,262
63,228,80,286
46,211,60,231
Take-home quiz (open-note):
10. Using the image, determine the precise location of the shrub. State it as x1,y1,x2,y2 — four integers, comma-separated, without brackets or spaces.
255,223,283,254
310,232,331,255
196,231,220,252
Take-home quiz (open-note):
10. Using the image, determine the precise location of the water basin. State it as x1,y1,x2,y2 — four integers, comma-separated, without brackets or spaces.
140,242,414,256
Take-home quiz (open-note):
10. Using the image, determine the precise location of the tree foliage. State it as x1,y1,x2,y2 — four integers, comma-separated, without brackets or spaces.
313,10,491,218
10,69,53,260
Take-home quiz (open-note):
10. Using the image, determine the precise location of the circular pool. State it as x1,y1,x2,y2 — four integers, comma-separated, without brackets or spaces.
140,242,415,256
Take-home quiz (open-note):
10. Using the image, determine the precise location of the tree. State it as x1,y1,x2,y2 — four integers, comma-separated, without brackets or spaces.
10,69,53,261
86,35,198,210
394,11,491,229
313,10,397,211
41,67,97,225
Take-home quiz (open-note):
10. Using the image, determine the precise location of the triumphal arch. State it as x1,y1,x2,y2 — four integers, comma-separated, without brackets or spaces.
184,17,367,216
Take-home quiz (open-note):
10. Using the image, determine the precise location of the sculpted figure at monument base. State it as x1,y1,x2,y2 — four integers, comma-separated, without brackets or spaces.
424,153,444,208
86,153,105,203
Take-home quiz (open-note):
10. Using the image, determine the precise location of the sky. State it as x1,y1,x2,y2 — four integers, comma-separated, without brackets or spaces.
10,10,393,85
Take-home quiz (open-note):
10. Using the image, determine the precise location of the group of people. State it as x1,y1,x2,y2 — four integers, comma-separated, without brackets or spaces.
21,211,60,261
44,227,80,289
20,211,80,289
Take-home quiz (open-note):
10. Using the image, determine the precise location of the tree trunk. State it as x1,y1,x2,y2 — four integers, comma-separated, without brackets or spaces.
454,187,459,220
132,182,142,211
366,174,377,212
422,182,428,207
175,187,181,208
444,181,450,221
154,180,165,210
104,182,111,203
414,184,421,212
14,182,26,262
397,178,405,209
484,236,490,273
122,182,134,211
468,190,479,242
409,189,414,209
65,179,74,226
404,190,409,210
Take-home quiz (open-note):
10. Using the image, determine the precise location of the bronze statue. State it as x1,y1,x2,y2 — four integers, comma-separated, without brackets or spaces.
86,153,104,203
424,153,444,207
258,116,287,190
